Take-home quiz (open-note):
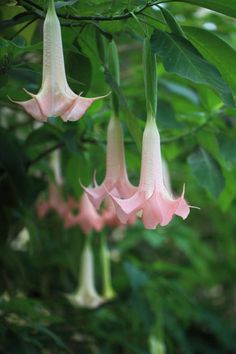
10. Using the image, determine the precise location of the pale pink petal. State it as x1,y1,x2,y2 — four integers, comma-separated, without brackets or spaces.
15,98,47,122
175,196,190,219
116,176,137,198
64,212,78,228
61,95,107,122
141,196,162,229
77,193,104,234
36,201,50,218
77,213,103,234
85,184,106,210
155,195,178,227
110,190,145,224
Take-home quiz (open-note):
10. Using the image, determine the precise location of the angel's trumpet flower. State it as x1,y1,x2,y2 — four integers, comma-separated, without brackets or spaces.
109,118,190,229
66,238,104,308
85,117,136,209
102,198,136,228
15,0,106,122
64,193,104,234
37,183,69,218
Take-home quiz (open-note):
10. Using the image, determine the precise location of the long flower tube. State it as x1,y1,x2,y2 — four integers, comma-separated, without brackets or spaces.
66,237,104,309
85,116,137,209
109,119,190,229
85,40,136,208
108,38,190,229
14,0,106,122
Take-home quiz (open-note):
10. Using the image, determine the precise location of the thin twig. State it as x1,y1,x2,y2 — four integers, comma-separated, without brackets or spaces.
27,141,65,167
8,18,37,40
18,0,165,22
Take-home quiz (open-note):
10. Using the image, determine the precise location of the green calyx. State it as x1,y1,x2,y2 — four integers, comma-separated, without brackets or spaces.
48,0,56,14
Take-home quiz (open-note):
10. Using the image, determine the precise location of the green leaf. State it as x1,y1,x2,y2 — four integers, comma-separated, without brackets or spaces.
159,6,185,36
124,261,149,289
187,148,225,199
172,0,236,18
218,135,236,165
158,100,183,129
184,26,236,93
151,29,234,107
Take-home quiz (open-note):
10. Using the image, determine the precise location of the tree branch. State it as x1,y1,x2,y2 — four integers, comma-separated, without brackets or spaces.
18,0,164,22
27,141,65,167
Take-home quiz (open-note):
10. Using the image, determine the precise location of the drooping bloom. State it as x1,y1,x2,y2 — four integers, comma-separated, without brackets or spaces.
64,193,104,234
37,183,69,218
66,239,104,308
85,117,137,209
109,118,190,229
14,0,105,122
102,198,136,228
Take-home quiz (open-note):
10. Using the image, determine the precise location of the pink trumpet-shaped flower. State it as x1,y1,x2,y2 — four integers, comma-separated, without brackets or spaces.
37,184,69,218
109,119,190,229
64,193,104,234
14,0,106,122
85,117,136,209
102,198,136,228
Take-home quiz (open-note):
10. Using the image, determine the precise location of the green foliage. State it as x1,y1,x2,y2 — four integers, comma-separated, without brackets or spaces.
0,1,236,354
151,29,234,107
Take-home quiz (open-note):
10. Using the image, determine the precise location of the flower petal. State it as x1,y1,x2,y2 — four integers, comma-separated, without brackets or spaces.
14,97,47,122
141,195,162,229
61,94,108,122
85,184,106,210
110,190,145,224
175,195,190,219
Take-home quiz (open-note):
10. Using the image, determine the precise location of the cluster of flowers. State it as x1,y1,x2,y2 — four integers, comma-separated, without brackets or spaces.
37,181,120,308
37,183,136,233
15,0,192,308
15,0,190,230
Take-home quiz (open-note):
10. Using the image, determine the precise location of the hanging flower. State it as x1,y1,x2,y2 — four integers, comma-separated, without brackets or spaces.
37,183,69,218
14,0,106,122
66,238,104,308
102,198,136,228
64,193,104,234
109,118,190,229
85,117,136,209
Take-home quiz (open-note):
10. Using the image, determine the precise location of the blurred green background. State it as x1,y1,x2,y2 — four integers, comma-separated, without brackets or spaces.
0,1,236,353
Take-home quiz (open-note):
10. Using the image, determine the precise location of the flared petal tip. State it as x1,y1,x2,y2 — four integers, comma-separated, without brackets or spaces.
10,95,47,122
61,92,110,122
176,186,191,220
65,293,105,309
84,185,106,210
